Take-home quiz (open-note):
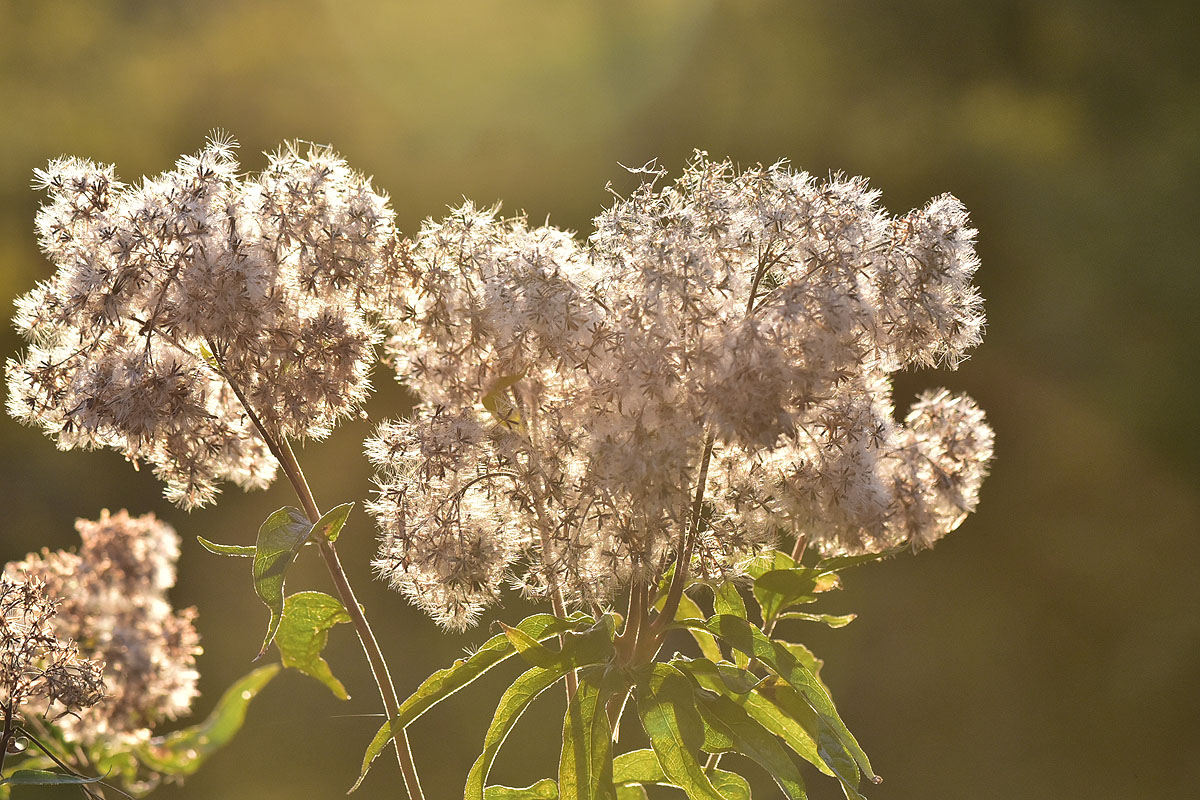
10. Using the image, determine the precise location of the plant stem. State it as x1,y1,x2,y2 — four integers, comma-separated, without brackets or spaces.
275,438,425,800
213,356,423,800
652,432,715,642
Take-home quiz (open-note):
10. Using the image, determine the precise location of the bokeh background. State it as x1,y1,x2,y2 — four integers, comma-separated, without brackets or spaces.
2,1,1197,798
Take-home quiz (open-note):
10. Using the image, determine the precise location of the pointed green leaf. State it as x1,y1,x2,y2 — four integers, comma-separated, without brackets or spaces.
559,667,621,800
351,613,595,792
778,611,856,629
485,780,560,799
654,589,721,663
0,770,102,787
692,688,807,800
744,550,796,579
253,506,315,658
703,615,876,788
673,658,831,779
615,786,649,800
276,591,352,700
612,751,752,800
756,678,862,792
714,582,749,667
196,536,256,557
466,666,573,800
815,545,906,572
635,664,725,800
752,569,839,624
135,664,279,776
314,502,354,543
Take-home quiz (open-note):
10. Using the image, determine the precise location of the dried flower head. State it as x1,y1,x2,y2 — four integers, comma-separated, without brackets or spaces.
0,575,104,715
5,510,200,744
8,135,400,507
371,153,993,629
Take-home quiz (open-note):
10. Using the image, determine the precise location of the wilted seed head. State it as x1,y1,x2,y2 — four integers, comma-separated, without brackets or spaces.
370,152,993,628
8,136,400,508
5,510,200,743
0,575,105,714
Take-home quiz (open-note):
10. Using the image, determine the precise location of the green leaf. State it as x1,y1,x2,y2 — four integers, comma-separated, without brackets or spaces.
671,658,830,779
778,611,856,629
352,613,594,792
615,786,649,800
253,506,315,658
559,666,620,800
611,748,751,800
744,550,796,579
703,615,877,788
485,780,560,799
275,591,352,700
756,678,862,792
135,664,279,776
752,569,839,624
635,664,725,800
815,545,906,572
196,535,255,557
0,770,102,786
652,589,722,663
465,666,574,800
314,502,354,543
482,372,525,430
692,688,807,800
713,582,749,668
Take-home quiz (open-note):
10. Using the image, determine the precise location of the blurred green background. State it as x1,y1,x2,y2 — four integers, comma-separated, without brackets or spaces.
2,1,1197,798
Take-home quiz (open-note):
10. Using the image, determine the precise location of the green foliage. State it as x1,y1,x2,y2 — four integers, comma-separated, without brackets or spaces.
351,613,598,792
134,664,280,777
253,506,317,658
485,780,561,799
196,536,256,557
0,769,103,787
275,591,352,700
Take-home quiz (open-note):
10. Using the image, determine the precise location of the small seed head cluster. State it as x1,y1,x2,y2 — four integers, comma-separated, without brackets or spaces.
370,154,993,629
1,575,104,717
8,136,399,507
5,510,200,745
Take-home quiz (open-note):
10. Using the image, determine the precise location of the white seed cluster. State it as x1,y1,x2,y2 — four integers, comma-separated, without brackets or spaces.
7,136,399,507
369,154,994,629
5,510,201,746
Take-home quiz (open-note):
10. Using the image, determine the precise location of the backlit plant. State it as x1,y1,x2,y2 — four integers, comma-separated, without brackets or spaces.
4,138,992,799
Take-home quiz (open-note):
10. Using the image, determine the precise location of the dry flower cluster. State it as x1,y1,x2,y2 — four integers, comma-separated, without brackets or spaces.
4,510,200,747
6,135,399,508
368,154,994,630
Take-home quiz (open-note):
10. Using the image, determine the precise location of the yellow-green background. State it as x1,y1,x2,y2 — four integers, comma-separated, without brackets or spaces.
2,1,1196,798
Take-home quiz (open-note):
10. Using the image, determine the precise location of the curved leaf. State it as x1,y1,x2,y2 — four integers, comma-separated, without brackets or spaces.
752,569,839,624
756,678,862,792
703,615,877,787
612,748,752,800
714,582,749,668
135,664,279,776
778,611,856,629
314,502,354,543
671,658,831,778
815,545,906,572
559,666,620,800
692,688,807,800
196,536,256,557
253,506,314,658
351,613,594,792
466,666,572,800
634,664,725,800
0,770,102,786
485,780,560,799
744,550,796,578
276,591,351,700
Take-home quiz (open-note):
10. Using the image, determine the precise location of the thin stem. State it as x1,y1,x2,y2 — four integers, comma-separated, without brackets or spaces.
14,726,112,800
652,432,715,641
0,701,13,776
211,351,423,800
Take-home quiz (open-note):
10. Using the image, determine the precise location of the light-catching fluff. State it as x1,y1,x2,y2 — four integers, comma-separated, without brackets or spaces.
369,154,994,630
